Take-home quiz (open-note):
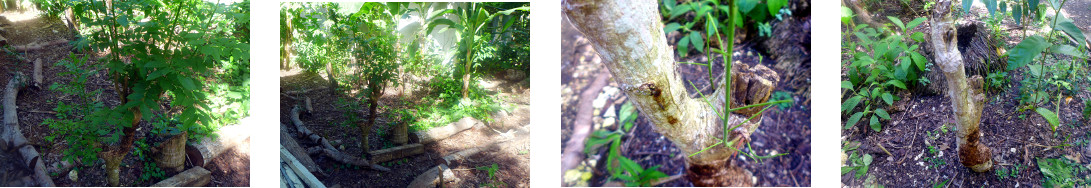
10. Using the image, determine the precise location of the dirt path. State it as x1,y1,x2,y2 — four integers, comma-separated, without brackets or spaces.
280,67,530,187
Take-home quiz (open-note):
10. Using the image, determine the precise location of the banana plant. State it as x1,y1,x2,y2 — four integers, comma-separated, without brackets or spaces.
425,3,529,99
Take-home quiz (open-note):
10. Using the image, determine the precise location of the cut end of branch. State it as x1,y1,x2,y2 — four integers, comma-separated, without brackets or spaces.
684,158,753,187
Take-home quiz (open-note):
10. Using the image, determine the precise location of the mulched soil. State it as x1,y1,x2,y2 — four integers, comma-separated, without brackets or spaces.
843,1,1091,187
279,67,530,187
560,0,812,186
0,9,248,187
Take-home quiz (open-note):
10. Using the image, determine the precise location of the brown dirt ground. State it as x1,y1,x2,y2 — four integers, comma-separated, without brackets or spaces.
843,1,1091,187
0,9,248,187
560,0,811,186
279,66,530,187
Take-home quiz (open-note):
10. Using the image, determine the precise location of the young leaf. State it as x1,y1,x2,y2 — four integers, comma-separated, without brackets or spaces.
887,16,905,31
881,92,894,106
842,96,863,113
845,112,864,129
869,115,881,132
677,34,690,56
905,17,926,30
841,81,854,90
1007,35,1050,70
669,4,692,19
689,31,704,52
1035,107,1060,131
875,108,890,120
664,22,681,34
886,80,907,89
737,0,758,14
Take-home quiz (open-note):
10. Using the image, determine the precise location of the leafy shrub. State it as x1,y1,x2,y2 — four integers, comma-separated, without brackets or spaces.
584,102,668,186
841,17,929,132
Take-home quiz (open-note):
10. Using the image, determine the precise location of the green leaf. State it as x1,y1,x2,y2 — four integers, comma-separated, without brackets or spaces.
841,6,854,25
1054,14,1086,47
963,0,974,14
845,112,864,129
677,35,690,56
669,4,692,19
875,108,891,120
985,0,997,17
905,17,926,30
887,16,905,31
1000,2,1007,13
1050,44,1085,58
146,69,171,81
886,80,907,89
664,22,681,34
1035,107,1060,131
767,0,787,17
842,96,863,113
1007,36,1050,70
870,115,881,132
841,81,854,90
178,77,197,90
737,0,758,14
841,166,856,175
911,51,927,70
1013,4,1023,25
689,31,704,53
881,92,894,106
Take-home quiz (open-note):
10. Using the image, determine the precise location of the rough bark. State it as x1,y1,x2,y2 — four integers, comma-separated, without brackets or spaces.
930,0,992,173
1,73,54,187
154,131,186,172
150,167,210,187
564,0,777,186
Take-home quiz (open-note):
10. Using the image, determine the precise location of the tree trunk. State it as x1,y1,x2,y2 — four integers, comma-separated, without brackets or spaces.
102,107,140,186
564,0,778,186
930,0,992,173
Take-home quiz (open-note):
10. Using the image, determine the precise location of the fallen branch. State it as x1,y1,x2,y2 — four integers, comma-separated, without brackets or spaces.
151,167,210,187
368,143,424,164
414,117,482,145
31,59,42,88
284,87,326,95
290,106,389,171
280,125,324,176
185,121,251,167
0,73,54,186
561,70,610,177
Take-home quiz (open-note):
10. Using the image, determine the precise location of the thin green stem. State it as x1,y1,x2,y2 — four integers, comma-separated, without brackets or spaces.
722,0,736,149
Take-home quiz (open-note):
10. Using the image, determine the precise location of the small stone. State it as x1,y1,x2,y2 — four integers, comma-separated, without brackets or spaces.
938,151,943,157
603,105,616,118
339,145,345,150
887,156,894,161
914,152,923,161
68,170,77,182
1011,148,1017,153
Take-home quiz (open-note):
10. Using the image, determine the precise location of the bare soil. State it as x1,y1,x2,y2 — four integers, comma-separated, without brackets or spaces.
279,67,530,187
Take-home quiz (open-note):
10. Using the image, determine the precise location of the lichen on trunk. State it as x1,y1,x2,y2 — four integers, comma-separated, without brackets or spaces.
929,0,992,173
563,0,777,186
